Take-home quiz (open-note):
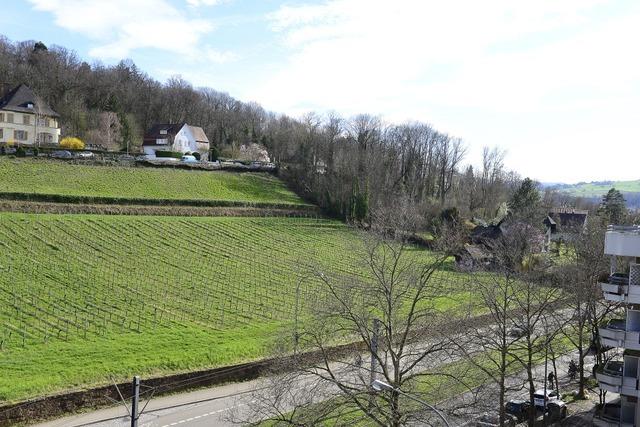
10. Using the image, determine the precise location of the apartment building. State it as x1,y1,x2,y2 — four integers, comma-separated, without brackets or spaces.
0,84,60,146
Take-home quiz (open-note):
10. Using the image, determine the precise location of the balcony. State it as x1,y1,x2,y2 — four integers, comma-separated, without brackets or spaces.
596,361,624,393
593,402,635,427
600,319,627,348
602,267,640,304
605,226,640,257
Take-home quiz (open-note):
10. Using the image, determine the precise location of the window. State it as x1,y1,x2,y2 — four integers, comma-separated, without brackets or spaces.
37,118,48,127
0,129,3,140
38,132,52,144
6,113,13,123
14,130,28,141
0,113,4,122
23,115,31,125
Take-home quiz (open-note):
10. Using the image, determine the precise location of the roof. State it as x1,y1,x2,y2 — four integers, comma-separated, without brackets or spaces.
0,84,59,117
143,123,210,146
187,125,209,144
462,244,493,261
548,208,588,230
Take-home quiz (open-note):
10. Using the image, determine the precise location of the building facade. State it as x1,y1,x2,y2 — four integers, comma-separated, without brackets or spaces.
595,226,640,426
142,123,209,160
0,84,60,146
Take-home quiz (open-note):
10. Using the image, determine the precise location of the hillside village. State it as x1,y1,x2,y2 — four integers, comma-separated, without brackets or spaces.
0,28,638,427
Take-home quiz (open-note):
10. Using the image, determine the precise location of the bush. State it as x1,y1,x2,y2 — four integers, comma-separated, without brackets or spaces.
155,150,182,159
60,137,85,150
192,152,201,161
15,147,26,157
210,146,220,161
33,148,39,156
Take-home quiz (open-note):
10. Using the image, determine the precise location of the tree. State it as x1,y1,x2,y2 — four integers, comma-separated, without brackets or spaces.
234,207,467,426
599,188,627,225
555,220,610,399
59,136,85,150
508,178,541,223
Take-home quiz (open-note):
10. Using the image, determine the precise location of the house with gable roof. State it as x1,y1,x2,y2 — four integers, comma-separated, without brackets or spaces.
0,84,60,146
142,123,210,160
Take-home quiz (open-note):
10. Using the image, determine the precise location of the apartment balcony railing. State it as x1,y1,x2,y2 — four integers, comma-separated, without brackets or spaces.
596,361,624,394
593,402,635,427
602,265,640,304
600,319,627,348
606,226,640,257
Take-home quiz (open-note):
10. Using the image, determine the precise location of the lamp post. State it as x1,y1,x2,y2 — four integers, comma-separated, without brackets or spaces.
371,379,451,427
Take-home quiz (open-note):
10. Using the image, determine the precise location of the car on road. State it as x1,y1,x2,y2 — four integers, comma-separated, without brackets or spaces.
508,326,526,338
76,151,94,158
505,399,532,422
533,389,560,408
181,154,198,163
51,150,72,159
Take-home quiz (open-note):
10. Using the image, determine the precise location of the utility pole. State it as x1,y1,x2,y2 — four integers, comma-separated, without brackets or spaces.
131,376,140,427
370,318,380,387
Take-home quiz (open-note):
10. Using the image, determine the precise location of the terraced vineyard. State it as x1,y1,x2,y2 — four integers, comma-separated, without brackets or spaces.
0,213,469,403
0,158,306,205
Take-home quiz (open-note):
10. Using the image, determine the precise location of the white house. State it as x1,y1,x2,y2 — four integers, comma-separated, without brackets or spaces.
0,84,61,146
142,123,209,160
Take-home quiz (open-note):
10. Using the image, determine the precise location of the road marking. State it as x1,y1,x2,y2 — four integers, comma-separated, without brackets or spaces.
160,399,251,427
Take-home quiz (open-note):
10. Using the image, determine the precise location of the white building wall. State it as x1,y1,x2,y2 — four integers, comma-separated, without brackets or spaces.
0,110,60,145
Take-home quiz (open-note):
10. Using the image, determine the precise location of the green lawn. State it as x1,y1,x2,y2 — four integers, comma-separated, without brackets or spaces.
0,158,306,205
0,214,471,403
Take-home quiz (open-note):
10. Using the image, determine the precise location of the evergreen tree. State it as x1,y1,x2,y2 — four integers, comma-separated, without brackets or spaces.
508,178,541,222
599,188,627,224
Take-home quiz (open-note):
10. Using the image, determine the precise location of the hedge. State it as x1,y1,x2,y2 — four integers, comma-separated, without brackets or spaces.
155,150,183,159
0,191,316,210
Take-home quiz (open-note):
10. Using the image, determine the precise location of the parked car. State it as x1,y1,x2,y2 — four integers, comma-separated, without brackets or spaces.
475,412,516,427
533,389,560,408
5,147,16,154
505,399,532,422
508,326,526,338
135,155,149,161
546,400,567,421
51,150,72,159
76,151,94,158
181,154,198,163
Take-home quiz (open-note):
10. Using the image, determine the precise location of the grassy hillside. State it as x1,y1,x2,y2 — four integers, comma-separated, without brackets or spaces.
0,214,470,403
554,179,640,197
0,158,306,205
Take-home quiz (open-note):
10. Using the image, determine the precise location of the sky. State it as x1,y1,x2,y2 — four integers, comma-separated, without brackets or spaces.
1,0,639,184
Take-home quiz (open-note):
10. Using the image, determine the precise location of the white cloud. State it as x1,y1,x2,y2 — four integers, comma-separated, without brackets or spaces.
186,0,224,6
28,0,228,61
254,0,640,182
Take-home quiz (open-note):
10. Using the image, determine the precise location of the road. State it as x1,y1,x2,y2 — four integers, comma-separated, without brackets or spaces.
35,309,580,427
34,380,258,427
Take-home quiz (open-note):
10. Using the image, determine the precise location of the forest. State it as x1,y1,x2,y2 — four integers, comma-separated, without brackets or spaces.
0,36,606,223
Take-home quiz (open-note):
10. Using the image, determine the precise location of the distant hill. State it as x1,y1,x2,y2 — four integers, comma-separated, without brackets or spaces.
547,179,640,209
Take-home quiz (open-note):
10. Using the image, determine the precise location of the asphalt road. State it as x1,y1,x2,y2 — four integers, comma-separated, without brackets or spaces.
34,309,581,427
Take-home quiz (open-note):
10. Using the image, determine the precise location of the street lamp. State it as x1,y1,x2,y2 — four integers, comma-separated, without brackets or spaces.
371,380,451,427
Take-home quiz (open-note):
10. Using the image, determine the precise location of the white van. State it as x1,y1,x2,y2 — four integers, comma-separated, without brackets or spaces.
181,154,197,163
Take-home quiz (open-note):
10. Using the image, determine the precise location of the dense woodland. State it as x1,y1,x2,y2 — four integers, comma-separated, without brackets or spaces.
0,37,623,223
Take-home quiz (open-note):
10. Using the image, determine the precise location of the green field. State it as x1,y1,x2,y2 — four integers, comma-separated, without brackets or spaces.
0,213,470,403
555,179,640,197
0,158,305,205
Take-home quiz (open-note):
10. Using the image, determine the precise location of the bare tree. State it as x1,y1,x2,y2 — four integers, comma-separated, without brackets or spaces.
233,208,467,426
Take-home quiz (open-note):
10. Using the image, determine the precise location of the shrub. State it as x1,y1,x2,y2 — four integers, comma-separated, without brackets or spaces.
192,152,201,161
33,148,39,156
210,145,220,161
155,150,182,159
60,137,85,150
15,147,26,157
